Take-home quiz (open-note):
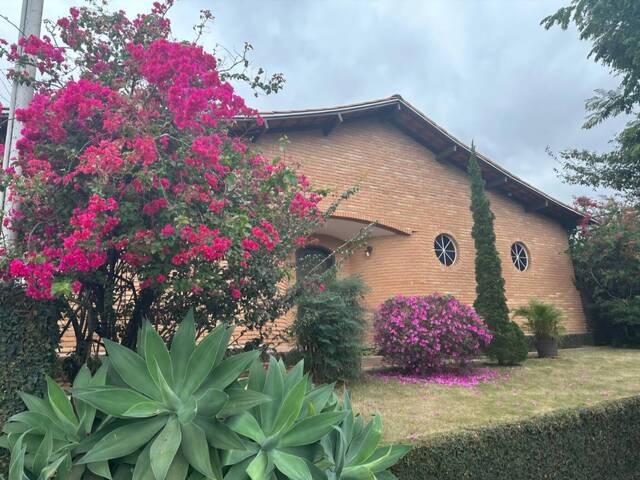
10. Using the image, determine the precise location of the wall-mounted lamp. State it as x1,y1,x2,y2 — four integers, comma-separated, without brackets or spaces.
365,245,373,257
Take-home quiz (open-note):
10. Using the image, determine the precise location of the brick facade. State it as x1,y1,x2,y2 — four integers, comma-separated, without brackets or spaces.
255,117,588,339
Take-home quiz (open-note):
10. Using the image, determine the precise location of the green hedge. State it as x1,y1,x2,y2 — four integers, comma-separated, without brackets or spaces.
392,396,640,480
0,282,60,473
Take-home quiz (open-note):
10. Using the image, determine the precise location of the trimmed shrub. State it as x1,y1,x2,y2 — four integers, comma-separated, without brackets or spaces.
0,282,59,475
486,321,528,366
392,396,640,480
292,276,368,383
374,294,492,373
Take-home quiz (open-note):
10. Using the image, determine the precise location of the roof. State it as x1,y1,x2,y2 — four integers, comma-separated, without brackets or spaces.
236,95,584,226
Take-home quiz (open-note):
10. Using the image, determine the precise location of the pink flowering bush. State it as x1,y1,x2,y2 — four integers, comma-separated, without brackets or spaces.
374,294,492,373
0,1,332,364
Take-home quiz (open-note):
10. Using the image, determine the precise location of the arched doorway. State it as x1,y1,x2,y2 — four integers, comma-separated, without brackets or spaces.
295,245,334,281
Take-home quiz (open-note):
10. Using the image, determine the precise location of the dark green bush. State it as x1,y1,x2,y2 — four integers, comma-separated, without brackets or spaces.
0,282,60,422
292,275,367,383
486,321,529,366
392,396,640,480
0,282,60,474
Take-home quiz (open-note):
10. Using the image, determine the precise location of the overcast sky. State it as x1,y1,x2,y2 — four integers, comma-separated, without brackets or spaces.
0,0,626,204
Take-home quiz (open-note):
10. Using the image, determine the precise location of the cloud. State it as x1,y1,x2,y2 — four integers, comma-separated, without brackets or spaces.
0,0,626,203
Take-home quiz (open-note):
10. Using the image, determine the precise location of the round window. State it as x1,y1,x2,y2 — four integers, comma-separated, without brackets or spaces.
511,242,529,271
434,234,457,266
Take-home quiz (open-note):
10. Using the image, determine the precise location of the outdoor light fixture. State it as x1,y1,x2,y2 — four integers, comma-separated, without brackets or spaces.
365,245,373,257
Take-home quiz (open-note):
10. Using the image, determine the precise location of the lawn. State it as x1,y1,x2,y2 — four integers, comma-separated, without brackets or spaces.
348,346,640,442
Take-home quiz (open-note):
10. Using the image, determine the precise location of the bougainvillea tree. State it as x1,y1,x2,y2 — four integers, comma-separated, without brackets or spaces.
0,1,331,365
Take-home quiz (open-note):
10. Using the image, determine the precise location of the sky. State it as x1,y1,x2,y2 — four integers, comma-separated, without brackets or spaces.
0,0,627,204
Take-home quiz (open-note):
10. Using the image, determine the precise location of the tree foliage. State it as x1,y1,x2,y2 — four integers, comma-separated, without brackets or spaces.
569,198,640,345
542,0,640,202
467,146,509,329
0,2,334,364
467,146,528,365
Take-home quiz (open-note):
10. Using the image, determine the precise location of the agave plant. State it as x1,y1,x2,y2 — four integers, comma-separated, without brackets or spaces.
72,312,266,480
320,392,411,480
0,365,107,480
2,310,411,480
223,357,346,480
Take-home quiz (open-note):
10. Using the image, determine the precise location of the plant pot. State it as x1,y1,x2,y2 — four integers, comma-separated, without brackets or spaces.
534,338,558,358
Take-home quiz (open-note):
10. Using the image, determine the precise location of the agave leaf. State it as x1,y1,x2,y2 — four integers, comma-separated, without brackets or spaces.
8,411,67,439
180,422,215,479
32,430,52,474
259,357,284,434
8,433,27,480
143,322,174,389
304,384,335,416
373,472,398,480
245,450,270,480
271,377,307,434
194,417,244,451
165,450,189,480
180,325,232,398
279,411,346,448
198,350,260,394
218,389,271,418
194,388,228,418
45,377,78,431
220,457,252,480
152,359,181,411
73,387,158,418
132,444,154,480
221,444,258,468
73,366,92,389
284,361,304,391
103,340,160,400
87,461,112,480
247,360,266,395
271,449,311,480
340,465,374,480
150,417,181,480
170,311,196,391
226,412,265,445
37,455,68,480
122,402,166,418
18,393,56,420
346,415,382,466
360,445,411,474
78,416,167,464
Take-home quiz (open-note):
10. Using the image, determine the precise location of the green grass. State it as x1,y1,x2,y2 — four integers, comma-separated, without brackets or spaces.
348,347,640,442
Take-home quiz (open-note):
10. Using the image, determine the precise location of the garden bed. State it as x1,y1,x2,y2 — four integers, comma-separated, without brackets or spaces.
349,346,640,442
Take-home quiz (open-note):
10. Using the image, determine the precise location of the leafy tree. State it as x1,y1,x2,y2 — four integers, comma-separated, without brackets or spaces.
468,146,528,365
570,197,640,345
0,2,332,366
542,0,640,202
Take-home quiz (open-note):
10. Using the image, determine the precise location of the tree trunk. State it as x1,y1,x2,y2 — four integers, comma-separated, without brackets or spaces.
122,288,156,348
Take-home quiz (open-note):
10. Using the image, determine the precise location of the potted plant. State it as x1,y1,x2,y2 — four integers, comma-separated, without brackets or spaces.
513,299,565,358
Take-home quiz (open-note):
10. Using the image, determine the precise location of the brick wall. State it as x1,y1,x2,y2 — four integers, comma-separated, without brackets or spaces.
255,118,588,339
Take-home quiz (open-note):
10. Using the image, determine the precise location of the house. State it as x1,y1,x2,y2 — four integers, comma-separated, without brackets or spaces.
245,95,589,343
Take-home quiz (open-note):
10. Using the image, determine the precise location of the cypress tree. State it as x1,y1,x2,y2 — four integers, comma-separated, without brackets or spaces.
468,144,528,365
